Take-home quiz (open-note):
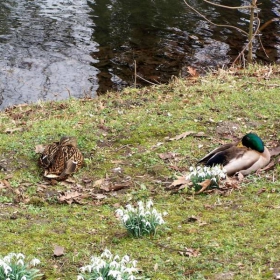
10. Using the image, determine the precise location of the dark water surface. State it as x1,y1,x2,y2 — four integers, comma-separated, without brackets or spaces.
0,0,279,109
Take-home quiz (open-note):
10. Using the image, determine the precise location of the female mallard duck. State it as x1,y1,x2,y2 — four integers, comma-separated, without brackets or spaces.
39,136,83,180
198,133,270,176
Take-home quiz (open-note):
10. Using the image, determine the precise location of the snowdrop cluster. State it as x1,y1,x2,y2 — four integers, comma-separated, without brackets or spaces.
187,165,227,191
116,200,166,238
77,249,138,280
0,253,42,280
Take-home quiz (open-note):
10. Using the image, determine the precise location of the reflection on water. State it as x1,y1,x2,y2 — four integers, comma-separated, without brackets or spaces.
0,0,279,109
0,0,99,109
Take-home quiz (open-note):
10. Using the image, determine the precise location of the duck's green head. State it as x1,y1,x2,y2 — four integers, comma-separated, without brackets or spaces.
242,133,265,153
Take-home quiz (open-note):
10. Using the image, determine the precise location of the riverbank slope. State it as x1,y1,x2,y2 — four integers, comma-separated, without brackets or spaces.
0,64,280,279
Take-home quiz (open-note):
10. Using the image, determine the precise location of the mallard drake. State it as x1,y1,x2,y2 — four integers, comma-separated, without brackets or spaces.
39,136,84,179
198,133,270,176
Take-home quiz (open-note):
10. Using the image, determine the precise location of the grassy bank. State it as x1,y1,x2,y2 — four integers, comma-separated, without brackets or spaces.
0,65,280,279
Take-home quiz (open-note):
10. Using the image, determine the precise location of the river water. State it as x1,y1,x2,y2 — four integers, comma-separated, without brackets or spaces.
0,0,279,109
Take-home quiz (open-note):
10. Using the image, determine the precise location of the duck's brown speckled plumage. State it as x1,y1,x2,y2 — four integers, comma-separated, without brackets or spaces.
39,136,83,180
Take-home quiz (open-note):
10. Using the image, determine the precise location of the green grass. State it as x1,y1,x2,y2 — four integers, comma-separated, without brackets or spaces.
0,64,280,279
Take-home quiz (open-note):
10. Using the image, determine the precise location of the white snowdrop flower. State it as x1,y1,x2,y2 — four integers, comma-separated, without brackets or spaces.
4,265,12,275
30,258,40,266
115,209,124,217
121,255,130,263
17,259,24,266
163,211,168,216
146,200,153,208
152,209,158,215
158,217,165,225
110,260,120,269
3,256,11,263
126,204,133,211
101,249,112,259
96,277,103,280
113,255,120,261
141,218,146,224
108,270,121,277
16,253,25,260
212,177,217,182
84,265,93,273
146,221,151,227
97,260,106,269
90,256,98,264
189,166,194,172
20,276,27,280
128,275,136,280
137,201,144,208
77,276,84,280
122,214,129,223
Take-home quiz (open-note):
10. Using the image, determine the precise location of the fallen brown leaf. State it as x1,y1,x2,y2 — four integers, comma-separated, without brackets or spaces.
100,185,110,192
35,144,45,154
237,172,244,182
168,131,196,141
257,188,266,195
4,127,24,134
269,146,280,157
179,247,200,257
154,263,158,272
58,191,81,202
93,179,105,188
0,181,7,190
259,159,276,172
65,178,76,183
187,66,199,77
159,152,178,160
168,176,190,189
1,180,11,188
168,131,205,141
109,183,131,191
195,179,211,194
92,193,107,200
222,176,241,190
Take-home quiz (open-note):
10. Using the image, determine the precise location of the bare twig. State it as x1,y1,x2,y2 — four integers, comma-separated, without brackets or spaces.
232,17,261,66
134,60,137,88
203,0,253,9
259,18,280,32
248,0,257,63
257,35,269,58
136,74,159,85
66,88,71,98
183,0,248,36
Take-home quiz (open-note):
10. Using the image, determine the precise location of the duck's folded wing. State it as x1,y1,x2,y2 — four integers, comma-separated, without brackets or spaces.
198,143,238,165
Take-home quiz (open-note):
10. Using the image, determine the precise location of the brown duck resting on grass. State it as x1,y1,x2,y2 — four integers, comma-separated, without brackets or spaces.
39,136,84,180
198,133,271,176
